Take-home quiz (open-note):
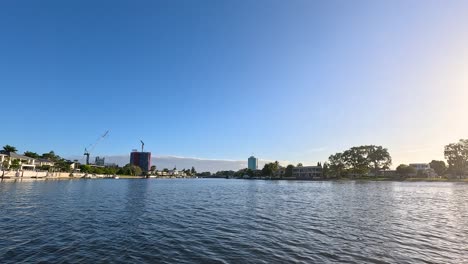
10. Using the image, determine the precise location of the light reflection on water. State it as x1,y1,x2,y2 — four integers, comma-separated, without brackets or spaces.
0,179,467,263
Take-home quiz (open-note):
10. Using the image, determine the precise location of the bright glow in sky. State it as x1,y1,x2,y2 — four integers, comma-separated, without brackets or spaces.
1,0,467,169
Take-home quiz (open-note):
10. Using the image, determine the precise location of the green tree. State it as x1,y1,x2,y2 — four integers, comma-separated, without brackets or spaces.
23,151,40,159
262,161,280,177
274,161,279,168
297,163,303,167
322,162,330,179
198,171,211,177
10,159,21,170
93,167,105,174
214,170,235,178
261,164,271,176
417,169,427,178
234,168,254,178
2,156,10,177
336,145,392,177
80,164,92,173
41,151,60,162
2,145,17,153
444,139,468,178
285,164,294,178
132,165,143,176
328,152,346,178
54,159,71,172
342,147,370,175
104,167,117,175
367,145,392,174
1,157,9,170
191,166,196,175
118,164,142,176
396,164,416,178
40,165,51,171
429,160,447,176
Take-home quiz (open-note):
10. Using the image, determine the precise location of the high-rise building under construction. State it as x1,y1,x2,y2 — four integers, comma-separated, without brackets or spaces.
130,152,151,172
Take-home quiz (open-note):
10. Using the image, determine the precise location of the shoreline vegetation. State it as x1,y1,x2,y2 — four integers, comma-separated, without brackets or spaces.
2,175,468,183
1,139,468,182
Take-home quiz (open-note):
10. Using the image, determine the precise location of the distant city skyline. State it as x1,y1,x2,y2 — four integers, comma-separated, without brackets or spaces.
62,154,287,173
1,0,467,171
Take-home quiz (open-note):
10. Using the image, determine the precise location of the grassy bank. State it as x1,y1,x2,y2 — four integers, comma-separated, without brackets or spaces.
334,177,468,182
115,175,145,179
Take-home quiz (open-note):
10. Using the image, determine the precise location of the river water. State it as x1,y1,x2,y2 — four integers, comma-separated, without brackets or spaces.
0,179,467,263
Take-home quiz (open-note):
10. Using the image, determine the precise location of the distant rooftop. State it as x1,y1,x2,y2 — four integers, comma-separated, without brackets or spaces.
7,152,35,160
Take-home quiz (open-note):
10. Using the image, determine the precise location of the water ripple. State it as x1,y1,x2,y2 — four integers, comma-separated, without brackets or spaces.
0,179,467,263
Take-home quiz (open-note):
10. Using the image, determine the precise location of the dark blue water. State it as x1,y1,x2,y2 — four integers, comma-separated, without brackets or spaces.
0,179,467,263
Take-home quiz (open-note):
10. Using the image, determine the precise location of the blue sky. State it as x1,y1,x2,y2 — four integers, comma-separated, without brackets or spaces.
1,0,467,169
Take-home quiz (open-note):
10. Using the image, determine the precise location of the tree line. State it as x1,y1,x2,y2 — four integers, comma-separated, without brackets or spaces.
393,140,468,179
3,138,468,178
326,145,392,178
326,139,468,178
211,162,308,179
212,139,468,179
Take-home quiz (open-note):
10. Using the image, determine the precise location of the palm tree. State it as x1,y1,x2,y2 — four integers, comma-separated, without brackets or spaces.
2,145,17,153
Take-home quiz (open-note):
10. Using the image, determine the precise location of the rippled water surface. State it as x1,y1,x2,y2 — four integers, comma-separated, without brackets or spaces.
0,179,467,263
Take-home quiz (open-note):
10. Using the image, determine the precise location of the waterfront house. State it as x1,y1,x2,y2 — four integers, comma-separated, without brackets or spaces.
409,163,430,171
36,158,55,168
0,152,36,170
274,166,286,178
169,170,179,176
292,165,323,179
409,163,438,177
69,161,80,171
156,171,169,176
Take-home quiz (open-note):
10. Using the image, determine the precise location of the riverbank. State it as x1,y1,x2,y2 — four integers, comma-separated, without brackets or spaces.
328,177,468,182
2,175,468,182
205,176,468,183
117,175,145,179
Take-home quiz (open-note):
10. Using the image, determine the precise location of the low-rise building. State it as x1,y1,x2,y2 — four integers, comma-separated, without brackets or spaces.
0,152,36,170
36,158,55,168
409,163,438,177
156,171,167,176
274,167,285,178
292,165,323,179
70,161,81,171
409,163,430,171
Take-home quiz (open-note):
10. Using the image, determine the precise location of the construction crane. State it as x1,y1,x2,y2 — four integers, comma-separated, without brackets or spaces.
84,130,109,165
140,140,145,152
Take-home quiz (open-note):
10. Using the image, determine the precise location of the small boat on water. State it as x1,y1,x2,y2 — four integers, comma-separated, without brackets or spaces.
113,175,119,179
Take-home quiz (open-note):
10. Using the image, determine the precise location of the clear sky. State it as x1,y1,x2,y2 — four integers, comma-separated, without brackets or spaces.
1,0,467,169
